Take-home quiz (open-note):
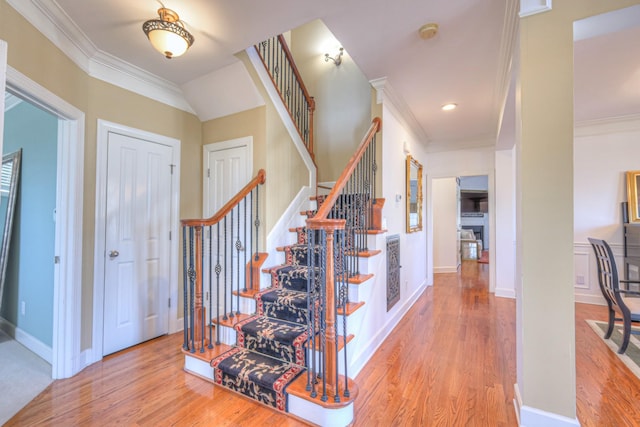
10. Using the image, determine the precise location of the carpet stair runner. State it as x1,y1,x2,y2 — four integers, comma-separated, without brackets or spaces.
210,198,333,412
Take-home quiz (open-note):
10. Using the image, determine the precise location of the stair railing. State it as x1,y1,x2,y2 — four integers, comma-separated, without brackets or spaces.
255,35,315,159
305,117,382,402
181,170,266,353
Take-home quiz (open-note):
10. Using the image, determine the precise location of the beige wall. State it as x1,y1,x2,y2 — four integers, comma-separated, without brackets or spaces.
517,0,640,420
0,2,203,349
290,20,372,183
238,52,307,234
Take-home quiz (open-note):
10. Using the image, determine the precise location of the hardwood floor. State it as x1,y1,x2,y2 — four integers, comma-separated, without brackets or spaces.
7,262,640,426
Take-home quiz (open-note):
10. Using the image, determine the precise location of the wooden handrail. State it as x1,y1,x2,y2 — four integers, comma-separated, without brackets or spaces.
277,35,314,108
181,169,266,227
255,36,316,160
308,117,381,222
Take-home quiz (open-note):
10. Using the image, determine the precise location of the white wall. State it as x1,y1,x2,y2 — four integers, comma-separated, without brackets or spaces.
573,116,640,304
432,177,459,272
495,147,516,298
381,104,429,294
427,147,496,289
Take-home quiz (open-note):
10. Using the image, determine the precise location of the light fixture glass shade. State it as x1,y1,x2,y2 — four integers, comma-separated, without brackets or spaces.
142,8,194,59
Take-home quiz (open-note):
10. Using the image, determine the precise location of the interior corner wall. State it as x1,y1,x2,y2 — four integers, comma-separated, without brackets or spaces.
2,101,58,347
573,118,640,304
290,19,372,183
380,104,429,292
1,3,203,351
237,51,307,234
495,147,516,298
517,0,640,421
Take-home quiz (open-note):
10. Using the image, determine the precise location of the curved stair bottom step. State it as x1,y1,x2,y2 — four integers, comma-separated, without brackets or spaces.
211,347,304,412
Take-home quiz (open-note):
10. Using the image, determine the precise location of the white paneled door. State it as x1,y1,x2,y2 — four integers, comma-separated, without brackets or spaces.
204,141,249,216
103,132,172,355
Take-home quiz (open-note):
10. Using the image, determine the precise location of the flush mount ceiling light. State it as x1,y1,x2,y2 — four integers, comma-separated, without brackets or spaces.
325,47,344,66
441,103,457,111
142,6,194,59
419,23,439,40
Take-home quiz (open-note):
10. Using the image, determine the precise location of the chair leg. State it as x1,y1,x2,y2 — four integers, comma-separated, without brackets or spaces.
605,307,615,339
618,316,632,354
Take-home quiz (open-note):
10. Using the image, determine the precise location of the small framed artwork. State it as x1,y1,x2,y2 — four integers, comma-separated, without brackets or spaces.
626,171,640,223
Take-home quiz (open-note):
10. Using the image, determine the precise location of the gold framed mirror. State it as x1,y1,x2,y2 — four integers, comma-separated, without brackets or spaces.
627,170,640,223
406,155,423,233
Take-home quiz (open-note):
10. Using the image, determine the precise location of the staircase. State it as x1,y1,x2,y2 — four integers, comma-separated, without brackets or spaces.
181,33,385,426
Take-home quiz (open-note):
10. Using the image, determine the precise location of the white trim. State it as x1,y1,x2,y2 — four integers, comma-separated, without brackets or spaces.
370,77,428,144
202,136,253,218
6,0,194,114
575,113,640,137
349,279,428,376
434,266,459,274
245,47,316,188
514,382,581,427
6,66,85,380
519,0,552,18
0,317,51,364
574,293,605,305
0,40,6,167
519,406,580,427
92,120,181,362
495,288,516,299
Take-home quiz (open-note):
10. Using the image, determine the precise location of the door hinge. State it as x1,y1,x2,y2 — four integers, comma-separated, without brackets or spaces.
169,164,176,175
168,298,171,308
169,231,172,240
207,168,210,178
54,256,60,264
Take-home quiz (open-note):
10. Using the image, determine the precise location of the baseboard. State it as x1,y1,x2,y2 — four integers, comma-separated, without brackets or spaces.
574,293,605,305
495,288,516,299
349,279,428,377
434,266,458,273
0,317,52,364
514,383,581,427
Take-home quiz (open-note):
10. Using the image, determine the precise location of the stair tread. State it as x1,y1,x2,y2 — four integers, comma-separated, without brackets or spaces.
235,315,307,341
211,346,305,411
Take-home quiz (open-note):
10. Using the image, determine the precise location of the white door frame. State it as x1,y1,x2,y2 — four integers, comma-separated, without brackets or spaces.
3,63,85,379
93,120,181,361
203,136,253,217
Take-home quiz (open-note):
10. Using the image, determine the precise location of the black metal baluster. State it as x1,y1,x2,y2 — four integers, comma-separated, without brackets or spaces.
230,209,235,318
215,223,221,344
306,226,316,396
223,217,228,320
208,225,213,349
188,227,195,353
320,231,328,402
236,204,241,315
200,231,205,353
243,197,248,292
182,226,188,350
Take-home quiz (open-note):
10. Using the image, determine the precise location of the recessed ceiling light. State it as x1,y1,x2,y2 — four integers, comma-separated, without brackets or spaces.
441,103,457,111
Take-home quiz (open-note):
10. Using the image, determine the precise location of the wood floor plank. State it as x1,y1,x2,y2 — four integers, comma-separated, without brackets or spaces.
8,260,640,426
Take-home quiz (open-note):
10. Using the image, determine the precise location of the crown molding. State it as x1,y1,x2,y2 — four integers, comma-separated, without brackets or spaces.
369,77,429,145
6,0,194,114
4,92,23,112
493,0,518,139
425,135,496,154
519,0,552,18
575,113,640,137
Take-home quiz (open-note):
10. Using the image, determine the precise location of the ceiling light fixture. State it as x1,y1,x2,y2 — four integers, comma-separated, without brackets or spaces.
142,6,194,59
419,23,439,40
325,47,344,66
441,103,457,111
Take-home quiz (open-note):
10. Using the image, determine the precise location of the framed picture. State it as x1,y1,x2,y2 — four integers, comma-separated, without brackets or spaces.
626,171,640,223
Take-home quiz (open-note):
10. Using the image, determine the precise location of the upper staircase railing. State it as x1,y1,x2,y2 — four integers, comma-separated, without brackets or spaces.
181,170,266,353
305,117,382,402
255,35,315,160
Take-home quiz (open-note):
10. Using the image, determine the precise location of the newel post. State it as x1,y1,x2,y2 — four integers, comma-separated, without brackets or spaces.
307,218,345,393
194,226,204,349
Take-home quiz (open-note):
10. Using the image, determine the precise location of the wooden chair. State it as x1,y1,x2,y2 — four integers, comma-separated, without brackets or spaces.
588,237,640,354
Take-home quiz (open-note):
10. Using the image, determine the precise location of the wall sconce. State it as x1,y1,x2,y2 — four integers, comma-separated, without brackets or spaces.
324,47,344,66
142,6,194,59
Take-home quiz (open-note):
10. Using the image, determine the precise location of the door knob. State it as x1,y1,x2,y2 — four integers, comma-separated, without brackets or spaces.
109,250,119,259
